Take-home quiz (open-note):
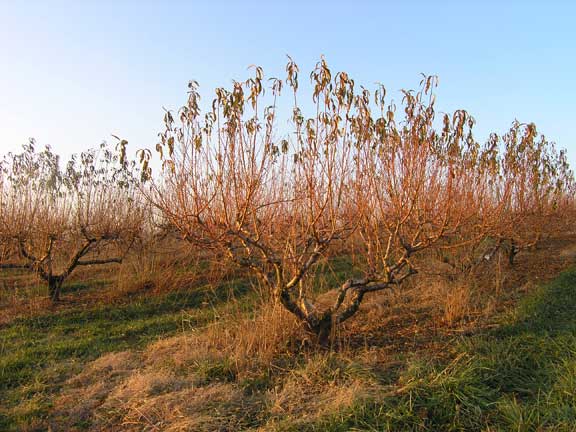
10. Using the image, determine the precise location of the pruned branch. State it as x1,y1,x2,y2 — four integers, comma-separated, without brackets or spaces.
76,257,122,266
0,262,31,269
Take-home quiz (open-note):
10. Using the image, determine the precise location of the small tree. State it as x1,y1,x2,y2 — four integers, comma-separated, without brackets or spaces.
146,58,573,343
0,141,145,302
494,121,574,265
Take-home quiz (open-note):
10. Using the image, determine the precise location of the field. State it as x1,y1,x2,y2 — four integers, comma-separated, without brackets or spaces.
2,59,575,431
1,234,575,431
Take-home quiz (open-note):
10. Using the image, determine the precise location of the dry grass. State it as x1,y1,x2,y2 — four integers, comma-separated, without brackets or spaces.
52,352,140,428
15,233,576,431
145,301,302,375
49,300,378,430
0,238,219,326
0,272,48,325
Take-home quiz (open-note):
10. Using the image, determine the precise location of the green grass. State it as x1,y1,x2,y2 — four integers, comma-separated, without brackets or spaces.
290,268,576,431
311,254,360,295
3,263,576,431
0,277,254,431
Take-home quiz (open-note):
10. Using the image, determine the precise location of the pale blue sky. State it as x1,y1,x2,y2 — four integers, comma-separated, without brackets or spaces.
1,0,575,168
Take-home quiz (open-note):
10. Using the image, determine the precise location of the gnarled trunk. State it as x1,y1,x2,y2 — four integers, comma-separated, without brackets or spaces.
276,285,335,346
305,313,334,347
508,241,519,266
48,275,64,302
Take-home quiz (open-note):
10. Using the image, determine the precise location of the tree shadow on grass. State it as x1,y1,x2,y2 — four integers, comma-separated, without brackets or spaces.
0,277,255,431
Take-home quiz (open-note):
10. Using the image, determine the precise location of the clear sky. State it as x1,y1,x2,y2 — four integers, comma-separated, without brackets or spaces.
1,0,575,168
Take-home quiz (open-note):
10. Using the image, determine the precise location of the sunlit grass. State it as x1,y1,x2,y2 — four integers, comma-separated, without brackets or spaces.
0,276,254,430
293,268,576,431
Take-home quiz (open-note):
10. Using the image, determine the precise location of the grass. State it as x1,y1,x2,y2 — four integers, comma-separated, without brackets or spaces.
292,268,576,431
0,276,254,431
1,252,576,431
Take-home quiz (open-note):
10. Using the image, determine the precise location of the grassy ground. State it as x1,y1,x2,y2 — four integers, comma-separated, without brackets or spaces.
0,275,254,431
299,268,576,431
0,238,575,431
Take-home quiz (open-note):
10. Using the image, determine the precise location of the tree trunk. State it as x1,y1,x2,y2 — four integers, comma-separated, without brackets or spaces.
276,286,336,347
48,276,64,302
306,313,334,347
508,242,518,266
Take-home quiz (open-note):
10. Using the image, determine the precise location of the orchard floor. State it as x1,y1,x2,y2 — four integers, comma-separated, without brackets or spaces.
1,235,576,431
